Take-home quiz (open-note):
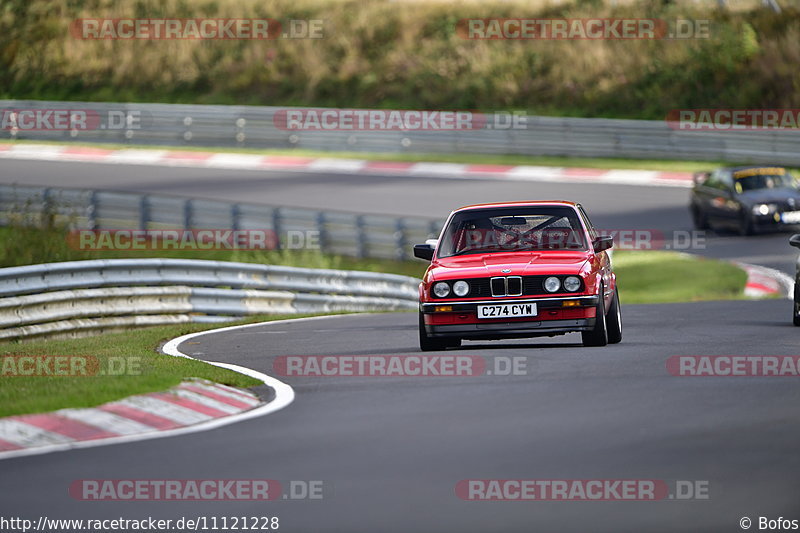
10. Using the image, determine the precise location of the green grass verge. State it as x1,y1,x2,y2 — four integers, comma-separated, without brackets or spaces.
613,251,749,304
0,139,738,173
0,315,323,418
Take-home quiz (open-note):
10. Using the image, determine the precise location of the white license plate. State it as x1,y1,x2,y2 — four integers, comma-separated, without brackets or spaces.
782,211,800,224
477,303,537,319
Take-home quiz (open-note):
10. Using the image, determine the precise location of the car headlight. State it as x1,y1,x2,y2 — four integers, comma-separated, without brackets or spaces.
752,204,774,216
563,276,581,292
453,280,470,297
433,282,451,298
543,276,561,293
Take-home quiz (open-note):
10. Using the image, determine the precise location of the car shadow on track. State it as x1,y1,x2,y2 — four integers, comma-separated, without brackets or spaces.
451,342,584,351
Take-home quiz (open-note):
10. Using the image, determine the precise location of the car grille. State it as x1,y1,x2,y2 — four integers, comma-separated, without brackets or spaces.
432,276,582,298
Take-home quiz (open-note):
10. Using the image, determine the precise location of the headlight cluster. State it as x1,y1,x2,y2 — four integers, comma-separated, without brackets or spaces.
432,280,470,298
752,203,777,216
453,280,470,297
544,276,582,293
431,276,583,297
433,282,451,298
563,276,582,292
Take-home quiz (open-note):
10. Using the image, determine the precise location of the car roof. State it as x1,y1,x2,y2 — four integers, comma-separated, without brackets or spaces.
721,165,787,173
453,201,579,212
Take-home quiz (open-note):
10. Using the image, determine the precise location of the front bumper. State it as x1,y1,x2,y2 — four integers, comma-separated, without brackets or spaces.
426,318,595,339
420,295,598,313
751,213,800,230
421,295,598,340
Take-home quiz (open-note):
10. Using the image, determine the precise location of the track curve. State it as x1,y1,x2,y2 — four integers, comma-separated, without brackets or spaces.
2,303,799,532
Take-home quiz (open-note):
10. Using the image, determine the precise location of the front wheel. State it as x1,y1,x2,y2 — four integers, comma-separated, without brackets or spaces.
606,288,622,344
582,286,608,347
738,213,754,236
793,285,800,326
690,204,709,230
419,312,458,351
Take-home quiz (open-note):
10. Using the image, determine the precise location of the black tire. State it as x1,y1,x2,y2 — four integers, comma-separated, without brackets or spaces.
690,204,709,230
738,213,754,236
419,312,450,351
582,286,608,347
794,284,800,326
446,337,462,349
606,288,622,344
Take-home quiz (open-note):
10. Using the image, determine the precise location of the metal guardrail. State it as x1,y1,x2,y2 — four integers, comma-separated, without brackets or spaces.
0,184,443,261
2,99,800,164
0,259,420,340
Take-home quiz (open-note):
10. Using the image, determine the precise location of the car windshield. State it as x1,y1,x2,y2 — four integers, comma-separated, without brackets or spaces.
735,173,796,192
437,206,588,258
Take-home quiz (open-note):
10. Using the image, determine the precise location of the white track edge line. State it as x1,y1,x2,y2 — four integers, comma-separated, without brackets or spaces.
0,314,353,461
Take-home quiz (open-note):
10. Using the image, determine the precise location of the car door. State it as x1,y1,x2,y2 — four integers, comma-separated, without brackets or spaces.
713,171,742,229
692,170,715,218
699,170,733,226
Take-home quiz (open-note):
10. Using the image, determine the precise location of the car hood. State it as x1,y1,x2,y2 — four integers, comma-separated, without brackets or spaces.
428,251,592,281
738,188,800,205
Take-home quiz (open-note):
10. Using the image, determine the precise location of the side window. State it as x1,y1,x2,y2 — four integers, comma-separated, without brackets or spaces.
705,169,722,189
719,171,734,192
577,205,598,241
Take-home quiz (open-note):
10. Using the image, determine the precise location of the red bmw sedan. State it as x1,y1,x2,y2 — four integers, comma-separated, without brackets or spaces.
414,201,621,350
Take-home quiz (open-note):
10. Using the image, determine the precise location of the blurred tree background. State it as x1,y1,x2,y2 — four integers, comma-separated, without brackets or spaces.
0,0,798,119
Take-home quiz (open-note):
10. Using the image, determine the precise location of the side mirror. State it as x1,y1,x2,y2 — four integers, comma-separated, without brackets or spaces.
693,171,710,185
593,235,614,253
790,234,800,249
413,243,435,261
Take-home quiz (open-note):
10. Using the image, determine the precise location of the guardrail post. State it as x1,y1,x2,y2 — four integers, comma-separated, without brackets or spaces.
231,203,241,231
235,117,246,145
394,218,407,260
182,116,193,144
316,211,328,253
273,207,283,250
183,199,193,229
139,195,150,230
355,215,367,258
42,188,55,228
87,191,98,230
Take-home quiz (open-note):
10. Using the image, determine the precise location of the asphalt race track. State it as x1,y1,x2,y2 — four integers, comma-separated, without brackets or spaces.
1,159,799,532
0,159,796,272
1,304,799,532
